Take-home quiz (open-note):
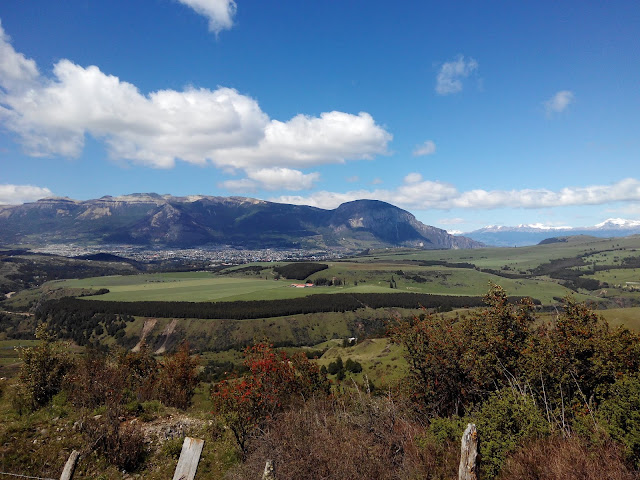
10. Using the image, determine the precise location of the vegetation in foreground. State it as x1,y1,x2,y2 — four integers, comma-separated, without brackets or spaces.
1,284,639,479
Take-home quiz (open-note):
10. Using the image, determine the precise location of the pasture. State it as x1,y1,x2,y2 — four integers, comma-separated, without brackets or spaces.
53,262,576,305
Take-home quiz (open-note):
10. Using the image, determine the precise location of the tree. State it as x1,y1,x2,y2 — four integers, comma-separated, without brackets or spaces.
390,283,536,416
211,342,329,454
15,324,74,412
156,342,199,410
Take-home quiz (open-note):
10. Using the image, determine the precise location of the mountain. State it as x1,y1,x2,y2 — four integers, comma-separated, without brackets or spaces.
0,194,481,251
463,219,640,247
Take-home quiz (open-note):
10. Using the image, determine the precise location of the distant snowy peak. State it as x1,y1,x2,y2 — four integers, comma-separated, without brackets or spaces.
464,218,640,247
475,218,640,234
594,218,640,229
476,224,572,233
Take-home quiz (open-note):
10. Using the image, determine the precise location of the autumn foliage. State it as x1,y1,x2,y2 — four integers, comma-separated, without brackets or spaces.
211,342,329,453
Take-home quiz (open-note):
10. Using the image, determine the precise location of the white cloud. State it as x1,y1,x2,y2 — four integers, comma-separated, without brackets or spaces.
222,167,320,192
371,178,383,185
0,22,391,180
0,184,53,204
0,20,39,92
219,178,259,193
413,140,436,156
212,111,391,170
403,172,423,184
177,0,237,35
346,175,359,183
544,90,574,114
438,217,465,225
273,177,640,211
436,55,478,95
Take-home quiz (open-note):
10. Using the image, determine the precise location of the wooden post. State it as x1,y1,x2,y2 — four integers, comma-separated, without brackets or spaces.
59,450,80,480
262,459,275,480
458,423,478,480
172,437,205,480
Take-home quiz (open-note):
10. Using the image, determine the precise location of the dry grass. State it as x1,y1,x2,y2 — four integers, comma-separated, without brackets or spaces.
498,436,637,480
225,392,460,480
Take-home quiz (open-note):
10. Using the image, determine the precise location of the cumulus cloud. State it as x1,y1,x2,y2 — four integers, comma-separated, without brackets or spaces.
0,22,391,180
403,172,423,184
545,90,574,114
273,177,640,211
436,55,478,95
222,167,320,192
212,111,391,169
413,140,436,156
177,0,237,35
0,20,39,92
0,184,53,204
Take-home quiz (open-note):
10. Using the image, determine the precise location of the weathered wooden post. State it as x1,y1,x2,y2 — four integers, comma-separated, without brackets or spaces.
458,423,478,480
59,450,80,480
262,459,275,480
172,437,205,480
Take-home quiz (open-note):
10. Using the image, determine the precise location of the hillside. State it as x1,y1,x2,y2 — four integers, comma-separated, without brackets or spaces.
0,194,481,251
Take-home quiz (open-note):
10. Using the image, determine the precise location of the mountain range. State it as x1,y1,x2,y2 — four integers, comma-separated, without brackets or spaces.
0,194,481,251
462,219,640,247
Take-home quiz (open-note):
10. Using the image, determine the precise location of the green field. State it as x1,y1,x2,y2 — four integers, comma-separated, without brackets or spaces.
53,263,575,305
317,338,409,388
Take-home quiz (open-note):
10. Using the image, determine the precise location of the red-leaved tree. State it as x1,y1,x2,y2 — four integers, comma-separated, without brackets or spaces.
211,343,329,454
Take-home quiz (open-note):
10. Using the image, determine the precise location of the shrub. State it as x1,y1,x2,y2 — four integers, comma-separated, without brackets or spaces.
14,324,74,411
117,343,158,402
598,373,640,467
156,342,199,410
345,358,363,373
390,283,536,417
473,388,550,479
211,342,329,454
327,357,343,375
226,395,429,480
65,348,126,409
82,410,146,471
499,436,636,480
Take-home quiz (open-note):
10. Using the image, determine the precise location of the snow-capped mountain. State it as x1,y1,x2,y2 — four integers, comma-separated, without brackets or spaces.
462,218,640,247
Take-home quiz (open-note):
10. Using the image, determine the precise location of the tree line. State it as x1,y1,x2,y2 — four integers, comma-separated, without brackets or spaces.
36,292,501,323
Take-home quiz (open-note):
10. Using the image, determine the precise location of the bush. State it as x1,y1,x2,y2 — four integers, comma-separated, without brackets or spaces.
65,349,126,409
14,324,74,411
327,357,343,375
345,358,362,373
499,436,636,480
156,342,199,410
226,395,430,480
82,410,146,471
212,343,329,454
598,373,640,467
473,388,550,479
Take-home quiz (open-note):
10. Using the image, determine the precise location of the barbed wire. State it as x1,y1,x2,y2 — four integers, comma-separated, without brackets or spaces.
0,471,56,480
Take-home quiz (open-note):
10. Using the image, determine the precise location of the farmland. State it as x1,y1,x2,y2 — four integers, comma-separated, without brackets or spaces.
3,235,640,479
40,234,640,307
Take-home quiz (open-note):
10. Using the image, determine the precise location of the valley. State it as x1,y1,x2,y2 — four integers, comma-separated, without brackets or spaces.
2,234,640,478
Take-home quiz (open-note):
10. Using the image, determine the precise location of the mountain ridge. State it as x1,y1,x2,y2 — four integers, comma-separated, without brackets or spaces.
0,194,482,251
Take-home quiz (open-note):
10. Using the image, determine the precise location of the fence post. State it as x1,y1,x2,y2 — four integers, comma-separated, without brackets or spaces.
458,423,478,480
172,437,204,480
59,450,80,480
262,459,275,480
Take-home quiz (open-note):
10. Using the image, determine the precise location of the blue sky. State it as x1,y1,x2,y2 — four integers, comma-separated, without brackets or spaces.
0,0,639,233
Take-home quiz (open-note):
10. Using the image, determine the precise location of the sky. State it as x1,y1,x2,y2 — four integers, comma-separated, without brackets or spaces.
0,0,639,233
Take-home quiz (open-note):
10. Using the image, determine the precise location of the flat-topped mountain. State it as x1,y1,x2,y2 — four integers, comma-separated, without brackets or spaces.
0,194,482,250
